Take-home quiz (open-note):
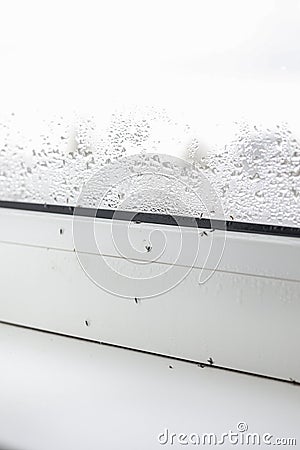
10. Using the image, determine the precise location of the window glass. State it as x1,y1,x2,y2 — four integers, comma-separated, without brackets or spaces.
0,0,299,226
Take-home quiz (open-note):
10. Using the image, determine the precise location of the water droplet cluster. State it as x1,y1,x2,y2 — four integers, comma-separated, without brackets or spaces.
198,121,300,226
0,109,299,226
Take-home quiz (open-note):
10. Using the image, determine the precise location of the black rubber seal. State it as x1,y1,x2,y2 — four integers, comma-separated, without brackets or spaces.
0,200,299,237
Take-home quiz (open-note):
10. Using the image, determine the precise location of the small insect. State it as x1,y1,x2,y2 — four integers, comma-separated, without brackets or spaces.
134,297,140,304
210,229,215,233
169,365,173,369
145,244,152,252
198,363,205,369
134,220,141,225
230,215,234,221
207,357,214,365
289,377,297,384
200,213,203,219
85,320,90,327
59,228,64,235
200,231,208,237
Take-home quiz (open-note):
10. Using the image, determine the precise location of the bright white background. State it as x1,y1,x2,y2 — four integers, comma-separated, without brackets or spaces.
1,0,300,132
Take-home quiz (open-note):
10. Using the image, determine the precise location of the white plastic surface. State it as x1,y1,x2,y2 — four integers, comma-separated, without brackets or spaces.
0,323,299,450
0,208,299,381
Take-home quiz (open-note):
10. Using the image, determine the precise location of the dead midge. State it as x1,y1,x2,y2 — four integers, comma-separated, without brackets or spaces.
145,244,152,252
207,357,214,365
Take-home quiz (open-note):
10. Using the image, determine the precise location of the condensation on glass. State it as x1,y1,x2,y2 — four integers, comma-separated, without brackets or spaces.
0,108,299,227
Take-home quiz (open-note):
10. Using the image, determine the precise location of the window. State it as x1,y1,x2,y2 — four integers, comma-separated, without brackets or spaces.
0,0,299,227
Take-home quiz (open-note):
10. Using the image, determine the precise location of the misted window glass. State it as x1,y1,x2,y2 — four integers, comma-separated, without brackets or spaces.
0,0,299,226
